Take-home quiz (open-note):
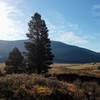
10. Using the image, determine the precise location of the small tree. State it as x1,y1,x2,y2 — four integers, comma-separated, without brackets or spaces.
25,13,54,74
5,47,24,73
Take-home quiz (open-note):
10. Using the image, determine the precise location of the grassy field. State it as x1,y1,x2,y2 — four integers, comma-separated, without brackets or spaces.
49,63,100,77
0,63,100,100
0,63,100,76
0,73,95,100
0,63,6,74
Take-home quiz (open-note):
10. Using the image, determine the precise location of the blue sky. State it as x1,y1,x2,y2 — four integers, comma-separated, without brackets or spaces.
0,0,100,52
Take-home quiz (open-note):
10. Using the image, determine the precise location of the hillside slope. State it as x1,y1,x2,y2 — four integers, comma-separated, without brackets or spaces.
0,40,100,63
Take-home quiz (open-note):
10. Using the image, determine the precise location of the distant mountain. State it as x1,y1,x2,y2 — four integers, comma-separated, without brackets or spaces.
0,40,100,63
52,41,100,63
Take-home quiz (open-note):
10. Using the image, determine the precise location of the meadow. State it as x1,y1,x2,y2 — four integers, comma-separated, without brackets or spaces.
0,63,100,100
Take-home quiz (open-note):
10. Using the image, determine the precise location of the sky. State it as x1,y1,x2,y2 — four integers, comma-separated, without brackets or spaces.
0,0,100,52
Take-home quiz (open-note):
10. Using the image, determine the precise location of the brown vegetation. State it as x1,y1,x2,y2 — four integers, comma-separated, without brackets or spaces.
0,74,84,100
0,63,100,100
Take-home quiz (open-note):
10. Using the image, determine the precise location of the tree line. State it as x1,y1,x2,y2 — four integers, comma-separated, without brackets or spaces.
5,13,54,74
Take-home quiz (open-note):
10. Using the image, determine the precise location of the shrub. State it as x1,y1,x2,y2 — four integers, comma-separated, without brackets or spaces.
0,74,100,100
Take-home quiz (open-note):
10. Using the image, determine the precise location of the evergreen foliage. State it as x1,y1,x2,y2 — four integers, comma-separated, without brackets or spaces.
5,47,24,73
25,13,54,74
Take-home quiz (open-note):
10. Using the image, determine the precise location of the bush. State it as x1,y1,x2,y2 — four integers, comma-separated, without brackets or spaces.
0,74,100,100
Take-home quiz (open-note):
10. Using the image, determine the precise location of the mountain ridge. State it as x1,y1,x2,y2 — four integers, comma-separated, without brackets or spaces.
0,40,100,63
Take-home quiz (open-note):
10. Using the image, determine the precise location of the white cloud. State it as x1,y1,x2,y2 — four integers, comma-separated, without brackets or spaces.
0,0,26,40
92,4,100,17
93,4,100,9
60,32,88,45
0,1,88,46
67,23,79,30
47,22,88,45
46,11,88,45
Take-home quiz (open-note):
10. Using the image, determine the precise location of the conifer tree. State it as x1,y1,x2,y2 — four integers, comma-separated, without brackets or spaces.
25,13,54,74
5,47,24,73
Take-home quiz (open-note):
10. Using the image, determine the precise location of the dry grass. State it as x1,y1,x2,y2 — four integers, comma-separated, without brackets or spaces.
0,74,100,100
50,63,100,70
0,63,6,74
0,63,100,99
49,63,100,77
0,74,87,100
0,63,100,77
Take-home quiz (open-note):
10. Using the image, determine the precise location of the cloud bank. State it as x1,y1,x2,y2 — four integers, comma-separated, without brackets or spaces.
0,0,88,46
0,0,26,40
46,11,88,45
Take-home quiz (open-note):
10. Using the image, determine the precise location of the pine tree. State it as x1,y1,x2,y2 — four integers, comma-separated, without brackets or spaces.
5,47,24,73
25,13,54,74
